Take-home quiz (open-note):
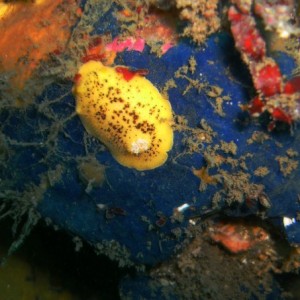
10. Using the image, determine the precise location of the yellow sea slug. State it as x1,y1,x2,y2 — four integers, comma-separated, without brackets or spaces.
73,60,174,171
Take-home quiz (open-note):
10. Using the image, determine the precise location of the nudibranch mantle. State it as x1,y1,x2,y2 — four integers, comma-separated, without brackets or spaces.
73,60,174,171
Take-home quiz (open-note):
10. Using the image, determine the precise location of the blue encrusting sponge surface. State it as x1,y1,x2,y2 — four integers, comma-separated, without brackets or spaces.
1,14,299,268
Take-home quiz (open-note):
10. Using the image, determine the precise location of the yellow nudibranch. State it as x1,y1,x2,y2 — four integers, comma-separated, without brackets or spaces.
73,61,173,171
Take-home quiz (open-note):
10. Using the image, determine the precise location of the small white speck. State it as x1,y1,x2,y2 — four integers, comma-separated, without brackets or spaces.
96,203,107,211
189,219,196,226
176,203,190,213
283,216,296,228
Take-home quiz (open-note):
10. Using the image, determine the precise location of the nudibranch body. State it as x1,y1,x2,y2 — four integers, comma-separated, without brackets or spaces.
73,61,173,171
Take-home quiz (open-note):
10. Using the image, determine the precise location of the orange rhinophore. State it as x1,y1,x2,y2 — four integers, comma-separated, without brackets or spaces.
115,66,149,81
